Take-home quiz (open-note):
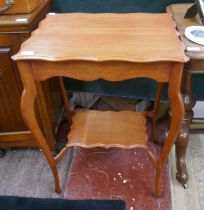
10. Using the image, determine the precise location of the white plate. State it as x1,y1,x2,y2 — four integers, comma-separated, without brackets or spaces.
185,26,204,45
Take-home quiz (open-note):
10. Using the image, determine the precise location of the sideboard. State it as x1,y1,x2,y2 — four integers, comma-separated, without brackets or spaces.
0,0,62,150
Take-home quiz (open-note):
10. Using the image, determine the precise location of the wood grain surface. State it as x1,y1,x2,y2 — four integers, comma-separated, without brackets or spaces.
13,13,188,62
31,61,171,82
13,13,186,195
67,110,148,148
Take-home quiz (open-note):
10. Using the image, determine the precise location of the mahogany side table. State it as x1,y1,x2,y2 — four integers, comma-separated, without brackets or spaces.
12,13,187,196
167,3,204,188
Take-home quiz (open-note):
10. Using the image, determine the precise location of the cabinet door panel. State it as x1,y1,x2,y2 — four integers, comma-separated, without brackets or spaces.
0,48,27,132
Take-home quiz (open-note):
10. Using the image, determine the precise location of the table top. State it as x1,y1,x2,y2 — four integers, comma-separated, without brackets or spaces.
13,13,187,63
167,3,204,60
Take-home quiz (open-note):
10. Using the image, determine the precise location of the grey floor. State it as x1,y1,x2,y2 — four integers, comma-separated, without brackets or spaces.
0,148,71,198
170,133,204,210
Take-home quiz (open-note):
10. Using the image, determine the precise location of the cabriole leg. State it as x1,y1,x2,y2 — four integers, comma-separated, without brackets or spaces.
156,63,184,196
175,71,196,188
18,62,61,193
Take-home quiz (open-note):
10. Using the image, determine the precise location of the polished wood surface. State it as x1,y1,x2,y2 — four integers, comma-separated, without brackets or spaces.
0,0,43,14
13,13,187,62
14,13,186,196
0,0,62,149
68,111,148,148
31,61,171,82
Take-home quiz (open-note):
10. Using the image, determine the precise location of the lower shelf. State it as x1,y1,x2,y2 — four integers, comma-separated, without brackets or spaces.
67,110,148,148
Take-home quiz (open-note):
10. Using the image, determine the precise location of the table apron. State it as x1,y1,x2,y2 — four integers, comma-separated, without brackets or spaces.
30,61,172,82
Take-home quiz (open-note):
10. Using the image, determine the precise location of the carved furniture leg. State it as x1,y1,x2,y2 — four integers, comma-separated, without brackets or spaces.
155,63,184,196
175,71,196,188
18,62,61,193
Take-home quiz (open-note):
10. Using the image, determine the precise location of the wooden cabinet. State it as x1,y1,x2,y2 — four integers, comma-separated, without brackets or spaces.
0,0,62,150
0,46,26,131
0,0,43,14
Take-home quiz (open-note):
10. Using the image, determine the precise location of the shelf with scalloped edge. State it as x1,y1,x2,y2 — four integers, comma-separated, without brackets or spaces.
67,110,148,149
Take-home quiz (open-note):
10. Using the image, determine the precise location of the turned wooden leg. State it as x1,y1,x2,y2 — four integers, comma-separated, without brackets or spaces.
18,62,61,193
156,63,184,196
175,71,196,188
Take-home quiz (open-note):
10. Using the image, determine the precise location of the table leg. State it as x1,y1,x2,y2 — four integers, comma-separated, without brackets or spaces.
175,71,196,188
155,63,184,196
18,62,61,193
151,83,164,143
58,77,73,125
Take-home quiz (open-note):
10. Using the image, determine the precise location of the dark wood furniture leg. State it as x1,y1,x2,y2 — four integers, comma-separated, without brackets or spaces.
175,71,196,188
